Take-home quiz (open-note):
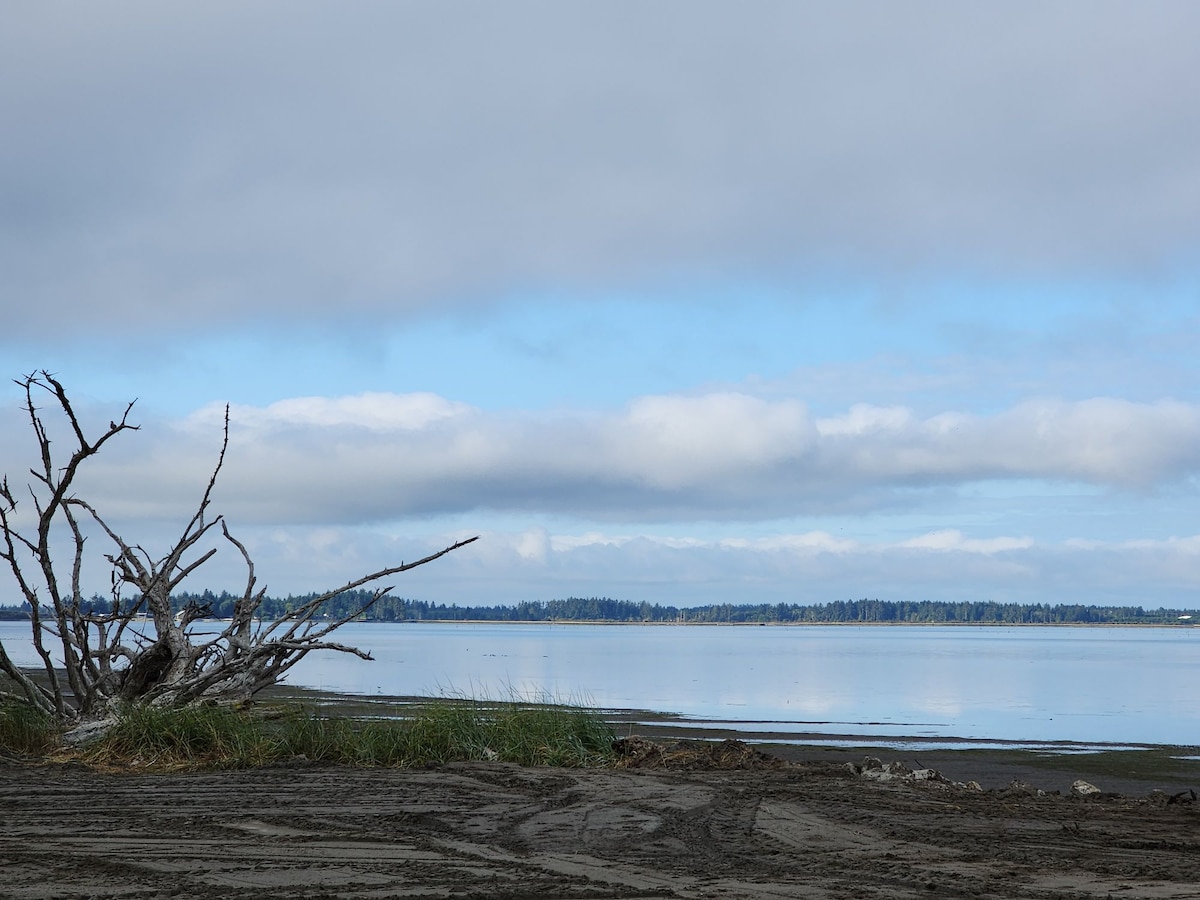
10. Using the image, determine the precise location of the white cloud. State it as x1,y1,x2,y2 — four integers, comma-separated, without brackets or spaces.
615,393,814,488
719,533,860,554
13,390,1198,527
514,527,550,564
6,387,1200,607
897,530,1034,554
819,398,1200,488
204,393,473,432
816,404,914,437
549,532,633,551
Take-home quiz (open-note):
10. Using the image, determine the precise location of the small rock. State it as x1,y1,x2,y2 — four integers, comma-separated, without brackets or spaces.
853,759,950,785
1072,779,1102,797
861,770,902,783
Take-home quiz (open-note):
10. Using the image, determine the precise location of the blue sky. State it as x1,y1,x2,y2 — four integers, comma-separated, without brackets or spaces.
3,2,1200,610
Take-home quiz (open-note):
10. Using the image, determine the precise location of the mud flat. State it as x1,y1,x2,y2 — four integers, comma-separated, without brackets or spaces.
3,741,1199,900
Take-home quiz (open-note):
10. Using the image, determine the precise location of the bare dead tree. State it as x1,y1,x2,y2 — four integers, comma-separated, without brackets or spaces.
0,371,477,730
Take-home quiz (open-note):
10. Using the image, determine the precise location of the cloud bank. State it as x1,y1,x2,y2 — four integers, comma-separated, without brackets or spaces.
192,523,1200,609
4,387,1199,606
47,390,1200,526
3,2,1200,338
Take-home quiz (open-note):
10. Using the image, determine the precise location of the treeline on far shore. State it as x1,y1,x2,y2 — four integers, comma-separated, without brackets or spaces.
1,592,1196,625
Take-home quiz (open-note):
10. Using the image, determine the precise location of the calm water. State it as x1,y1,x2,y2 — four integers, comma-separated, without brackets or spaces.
3,621,1197,748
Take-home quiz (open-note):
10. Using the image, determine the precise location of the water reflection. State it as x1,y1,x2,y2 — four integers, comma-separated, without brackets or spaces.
2,621,1196,746
281,622,1200,746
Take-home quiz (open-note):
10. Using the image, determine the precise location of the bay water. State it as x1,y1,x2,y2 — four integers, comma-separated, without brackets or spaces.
3,621,1197,749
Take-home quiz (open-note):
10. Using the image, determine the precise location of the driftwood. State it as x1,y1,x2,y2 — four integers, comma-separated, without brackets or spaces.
0,371,476,728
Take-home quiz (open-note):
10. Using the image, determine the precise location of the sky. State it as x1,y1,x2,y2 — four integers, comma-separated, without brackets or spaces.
2,2,1200,610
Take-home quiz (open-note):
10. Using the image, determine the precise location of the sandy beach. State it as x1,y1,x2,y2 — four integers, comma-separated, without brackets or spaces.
3,734,1198,900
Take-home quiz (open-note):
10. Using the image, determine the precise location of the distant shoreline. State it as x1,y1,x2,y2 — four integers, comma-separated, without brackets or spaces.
331,619,1198,628
6,596,1196,627
3,616,1195,628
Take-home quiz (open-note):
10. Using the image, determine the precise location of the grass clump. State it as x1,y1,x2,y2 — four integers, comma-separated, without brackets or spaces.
400,698,617,767
0,700,58,757
88,703,275,768
484,701,617,767
76,696,616,770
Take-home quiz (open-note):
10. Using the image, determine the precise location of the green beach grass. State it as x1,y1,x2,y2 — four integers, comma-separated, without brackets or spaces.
0,699,58,758
0,696,616,770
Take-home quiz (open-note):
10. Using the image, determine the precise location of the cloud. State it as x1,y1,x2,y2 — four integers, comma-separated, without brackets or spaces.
897,530,1034,554
615,393,814,488
220,394,471,432
820,398,1200,488
8,390,1192,528
170,522,1200,607
6,384,1200,606
3,2,1200,340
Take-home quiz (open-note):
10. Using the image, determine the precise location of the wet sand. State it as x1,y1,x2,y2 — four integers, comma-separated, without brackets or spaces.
3,748,1199,900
